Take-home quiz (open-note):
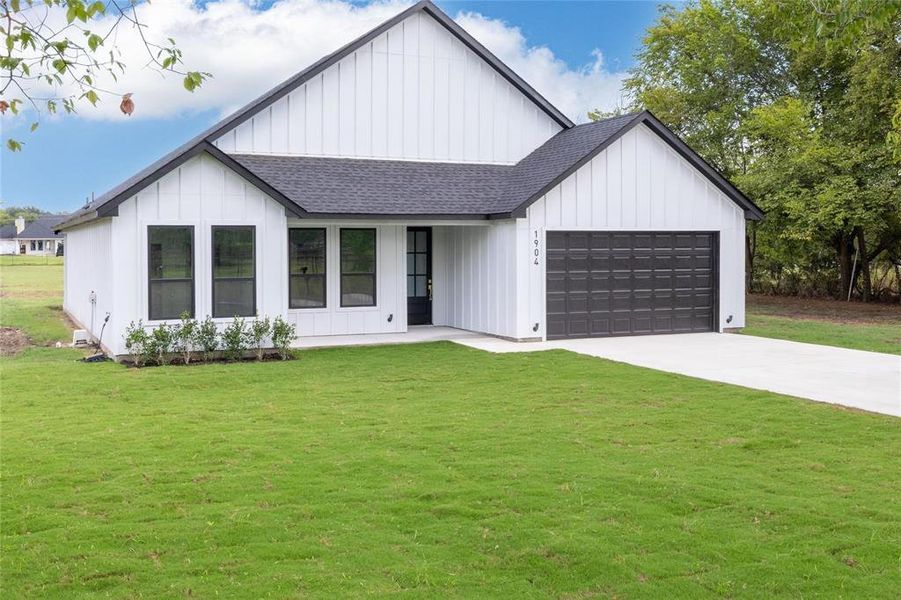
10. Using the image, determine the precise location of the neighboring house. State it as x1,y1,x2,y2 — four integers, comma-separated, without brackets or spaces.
1,215,67,255
56,0,762,357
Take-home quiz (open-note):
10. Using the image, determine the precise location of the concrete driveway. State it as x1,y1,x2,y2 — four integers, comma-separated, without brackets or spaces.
456,333,901,417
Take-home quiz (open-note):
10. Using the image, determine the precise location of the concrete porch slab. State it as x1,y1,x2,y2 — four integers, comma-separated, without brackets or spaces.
292,326,486,349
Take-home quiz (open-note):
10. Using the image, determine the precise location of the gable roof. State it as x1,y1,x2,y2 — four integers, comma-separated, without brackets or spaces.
0,223,17,239
214,112,762,221
14,215,68,239
56,0,573,232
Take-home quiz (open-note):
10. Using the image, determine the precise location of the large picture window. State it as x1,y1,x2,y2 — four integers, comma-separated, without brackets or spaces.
148,226,194,320
340,228,376,307
212,226,256,317
289,228,326,308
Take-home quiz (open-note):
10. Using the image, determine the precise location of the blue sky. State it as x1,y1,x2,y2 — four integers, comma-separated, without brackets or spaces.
0,1,667,214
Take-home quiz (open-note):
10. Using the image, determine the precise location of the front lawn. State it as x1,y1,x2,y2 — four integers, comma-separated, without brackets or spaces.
2,345,899,598
744,294,901,355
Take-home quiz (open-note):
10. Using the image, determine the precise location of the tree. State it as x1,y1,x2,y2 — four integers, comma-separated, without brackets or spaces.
0,0,210,151
610,0,901,300
0,204,47,224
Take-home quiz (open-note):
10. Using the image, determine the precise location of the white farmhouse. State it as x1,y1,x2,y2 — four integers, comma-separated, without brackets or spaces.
56,1,762,357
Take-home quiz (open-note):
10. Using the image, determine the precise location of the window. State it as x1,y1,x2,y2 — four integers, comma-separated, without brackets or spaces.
37,240,44,251
212,226,256,317
289,228,326,308
340,228,376,307
30,241,36,251
148,226,194,320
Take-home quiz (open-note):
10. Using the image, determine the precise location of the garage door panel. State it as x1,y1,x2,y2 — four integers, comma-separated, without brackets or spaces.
546,231,718,340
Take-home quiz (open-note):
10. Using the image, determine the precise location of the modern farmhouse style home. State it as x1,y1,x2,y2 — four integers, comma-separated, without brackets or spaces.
57,0,762,357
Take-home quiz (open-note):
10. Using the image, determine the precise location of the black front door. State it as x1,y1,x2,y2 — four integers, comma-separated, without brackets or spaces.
406,227,432,325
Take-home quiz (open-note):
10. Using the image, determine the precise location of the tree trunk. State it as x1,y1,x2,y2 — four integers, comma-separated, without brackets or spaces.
838,233,854,299
855,227,872,302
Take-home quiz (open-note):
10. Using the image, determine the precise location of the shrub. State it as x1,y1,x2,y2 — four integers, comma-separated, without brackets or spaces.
124,320,149,367
248,317,271,361
172,312,197,365
196,316,219,362
221,317,249,362
147,323,173,365
270,316,296,360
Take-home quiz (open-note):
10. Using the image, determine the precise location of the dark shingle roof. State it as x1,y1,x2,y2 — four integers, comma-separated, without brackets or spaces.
0,224,17,239
227,113,642,218
231,154,511,216
12,215,68,239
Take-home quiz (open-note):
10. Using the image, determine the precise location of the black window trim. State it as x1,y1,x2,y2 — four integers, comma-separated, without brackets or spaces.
288,227,327,310
211,225,257,318
339,227,377,308
147,224,195,321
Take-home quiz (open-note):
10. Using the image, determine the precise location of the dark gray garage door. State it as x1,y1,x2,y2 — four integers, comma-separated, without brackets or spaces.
546,231,718,340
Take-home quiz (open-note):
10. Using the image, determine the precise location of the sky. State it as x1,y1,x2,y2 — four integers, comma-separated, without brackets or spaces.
0,0,668,214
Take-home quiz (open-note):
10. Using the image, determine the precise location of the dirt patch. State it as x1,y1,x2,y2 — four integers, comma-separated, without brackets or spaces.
748,294,901,324
0,327,30,356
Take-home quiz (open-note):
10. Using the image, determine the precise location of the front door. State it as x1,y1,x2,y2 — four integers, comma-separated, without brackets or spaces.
406,227,432,325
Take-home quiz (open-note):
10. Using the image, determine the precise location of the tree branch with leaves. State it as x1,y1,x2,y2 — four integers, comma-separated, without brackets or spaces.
0,0,210,150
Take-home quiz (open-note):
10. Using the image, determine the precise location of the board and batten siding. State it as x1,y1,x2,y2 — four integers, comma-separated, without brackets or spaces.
213,10,561,164
285,222,406,337
518,122,747,340
63,219,113,344
78,154,289,355
431,223,519,338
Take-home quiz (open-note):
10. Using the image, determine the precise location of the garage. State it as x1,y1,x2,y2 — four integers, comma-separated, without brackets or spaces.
546,231,718,340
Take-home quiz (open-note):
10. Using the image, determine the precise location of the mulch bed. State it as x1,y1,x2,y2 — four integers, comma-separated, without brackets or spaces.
748,294,901,323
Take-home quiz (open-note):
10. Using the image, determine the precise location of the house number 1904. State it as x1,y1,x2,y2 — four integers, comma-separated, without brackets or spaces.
533,230,540,265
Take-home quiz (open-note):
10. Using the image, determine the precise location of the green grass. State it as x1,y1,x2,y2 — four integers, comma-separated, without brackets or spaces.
743,313,901,355
743,296,901,355
3,345,900,598
0,260,71,344
2,259,900,597
0,254,64,266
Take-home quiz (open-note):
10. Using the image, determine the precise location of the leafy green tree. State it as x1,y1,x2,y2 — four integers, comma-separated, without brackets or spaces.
0,204,47,225
612,0,901,300
0,0,210,151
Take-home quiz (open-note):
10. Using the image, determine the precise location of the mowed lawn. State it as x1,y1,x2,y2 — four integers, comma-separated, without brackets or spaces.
744,294,901,355
2,262,900,597
0,256,70,345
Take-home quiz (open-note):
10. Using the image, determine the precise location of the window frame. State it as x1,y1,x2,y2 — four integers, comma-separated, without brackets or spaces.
339,228,377,308
211,225,257,318
147,225,195,321
288,227,327,310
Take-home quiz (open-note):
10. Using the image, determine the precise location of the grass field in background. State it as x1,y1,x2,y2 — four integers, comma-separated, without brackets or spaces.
0,259,70,345
2,258,899,597
744,295,901,355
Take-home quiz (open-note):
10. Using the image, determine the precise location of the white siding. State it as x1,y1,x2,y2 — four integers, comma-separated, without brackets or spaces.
63,220,113,344
432,222,519,338
213,10,561,164
285,222,406,337
520,123,747,340
97,154,289,355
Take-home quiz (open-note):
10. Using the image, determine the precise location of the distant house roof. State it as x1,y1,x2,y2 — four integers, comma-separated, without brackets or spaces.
16,215,68,239
0,223,17,240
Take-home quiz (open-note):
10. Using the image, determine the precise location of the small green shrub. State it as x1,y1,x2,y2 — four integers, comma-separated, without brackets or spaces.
124,320,149,367
196,316,219,362
172,312,197,365
221,317,249,362
270,316,296,360
147,323,173,365
248,317,271,361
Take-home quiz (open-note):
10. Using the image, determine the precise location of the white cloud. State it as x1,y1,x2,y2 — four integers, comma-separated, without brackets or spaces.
14,0,627,123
